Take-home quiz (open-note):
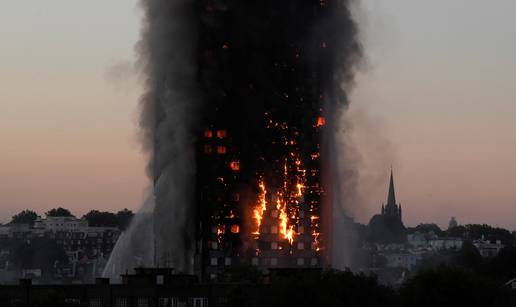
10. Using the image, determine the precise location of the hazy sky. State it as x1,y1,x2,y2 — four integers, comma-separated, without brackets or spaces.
0,0,515,229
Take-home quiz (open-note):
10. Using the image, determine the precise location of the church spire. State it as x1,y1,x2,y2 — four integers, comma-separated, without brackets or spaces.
387,168,397,207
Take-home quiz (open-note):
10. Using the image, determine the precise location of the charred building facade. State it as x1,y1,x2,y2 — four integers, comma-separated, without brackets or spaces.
194,0,344,280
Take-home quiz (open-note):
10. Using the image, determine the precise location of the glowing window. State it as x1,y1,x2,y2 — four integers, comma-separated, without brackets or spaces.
204,129,213,138
232,193,240,201
217,130,227,138
231,225,240,234
298,226,305,234
204,145,212,154
316,116,326,127
229,161,240,171
217,146,226,154
271,226,278,234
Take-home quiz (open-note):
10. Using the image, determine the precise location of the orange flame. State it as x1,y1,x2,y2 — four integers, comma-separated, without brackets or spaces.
252,179,267,236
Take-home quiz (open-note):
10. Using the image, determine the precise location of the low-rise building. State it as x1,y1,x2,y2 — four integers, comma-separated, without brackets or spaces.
473,238,504,257
429,237,463,251
34,216,88,233
384,252,417,271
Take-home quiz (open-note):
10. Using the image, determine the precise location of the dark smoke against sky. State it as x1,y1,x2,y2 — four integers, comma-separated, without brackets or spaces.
106,0,363,275
137,0,200,272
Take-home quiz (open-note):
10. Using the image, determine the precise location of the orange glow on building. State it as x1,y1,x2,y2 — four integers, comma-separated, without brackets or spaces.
217,146,227,154
231,225,240,234
252,179,267,237
229,161,240,171
204,129,213,138
216,130,227,138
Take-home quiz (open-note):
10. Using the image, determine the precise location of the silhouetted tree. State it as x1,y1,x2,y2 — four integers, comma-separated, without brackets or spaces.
482,247,516,283
116,208,134,231
399,266,512,307
408,223,444,236
446,225,467,237
10,210,38,226
445,224,516,247
82,210,118,227
452,241,483,269
45,207,74,217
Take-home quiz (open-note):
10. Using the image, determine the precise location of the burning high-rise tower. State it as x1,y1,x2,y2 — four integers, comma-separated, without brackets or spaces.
193,0,360,280
104,0,361,281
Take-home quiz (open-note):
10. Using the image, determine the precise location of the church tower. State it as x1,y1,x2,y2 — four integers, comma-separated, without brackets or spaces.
367,168,406,243
381,169,402,221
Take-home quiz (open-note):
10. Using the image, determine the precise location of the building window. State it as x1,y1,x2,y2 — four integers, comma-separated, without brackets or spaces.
252,257,259,266
297,258,305,266
232,193,240,201
231,225,240,234
89,298,101,307
297,242,305,250
156,275,164,285
216,130,227,138
299,210,305,218
271,258,278,266
65,298,81,305
210,257,218,266
225,257,232,266
311,258,318,266
192,298,208,307
158,298,175,307
217,146,226,154
298,226,305,234
271,226,278,234
271,210,278,218
211,242,218,250
115,297,128,307
271,242,278,250
204,129,213,138
229,161,240,171
203,145,212,154
137,297,149,307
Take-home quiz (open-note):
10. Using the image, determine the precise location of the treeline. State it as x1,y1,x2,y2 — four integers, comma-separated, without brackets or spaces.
408,223,516,246
7,207,135,231
222,265,516,307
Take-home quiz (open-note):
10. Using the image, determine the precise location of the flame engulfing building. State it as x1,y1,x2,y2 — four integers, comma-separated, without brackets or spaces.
193,0,360,280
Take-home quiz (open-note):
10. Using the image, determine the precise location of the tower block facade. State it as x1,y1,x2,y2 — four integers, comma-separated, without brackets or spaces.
194,0,336,280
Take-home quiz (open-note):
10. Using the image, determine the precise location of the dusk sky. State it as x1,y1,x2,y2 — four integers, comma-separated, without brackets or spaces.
1,0,515,229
